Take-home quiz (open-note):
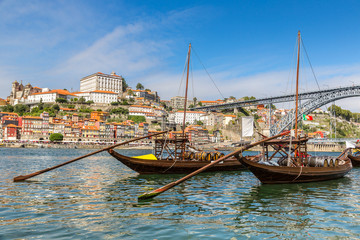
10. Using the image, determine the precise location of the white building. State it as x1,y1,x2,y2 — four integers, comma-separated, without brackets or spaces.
80,72,123,94
73,90,118,104
223,114,237,125
27,89,76,103
174,111,206,124
129,105,167,119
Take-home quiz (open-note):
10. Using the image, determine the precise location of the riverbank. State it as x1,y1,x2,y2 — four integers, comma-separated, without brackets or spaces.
0,142,153,149
1,141,346,152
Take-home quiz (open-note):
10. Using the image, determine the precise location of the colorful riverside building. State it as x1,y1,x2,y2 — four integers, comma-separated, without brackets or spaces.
0,109,153,142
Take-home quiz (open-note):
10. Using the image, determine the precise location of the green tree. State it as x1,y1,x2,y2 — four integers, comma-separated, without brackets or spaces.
1,105,14,112
49,133,64,142
78,97,86,104
195,120,204,125
111,101,119,106
56,98,68,103
128,115,146,123
136,83,144,90
14,104,29,116
122,78,129,92
145,88,151,92
193,97,197,106
52,104,60,111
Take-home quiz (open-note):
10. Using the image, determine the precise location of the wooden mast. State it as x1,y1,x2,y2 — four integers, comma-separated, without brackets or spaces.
182,43,191,135
294,31,301,163
294,31,301,138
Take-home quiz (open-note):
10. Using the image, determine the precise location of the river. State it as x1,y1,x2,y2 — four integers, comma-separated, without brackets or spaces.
0,148,359,239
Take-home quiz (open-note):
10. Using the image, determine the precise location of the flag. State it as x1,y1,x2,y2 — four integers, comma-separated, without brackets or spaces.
302,114,313,121
242,116,254,137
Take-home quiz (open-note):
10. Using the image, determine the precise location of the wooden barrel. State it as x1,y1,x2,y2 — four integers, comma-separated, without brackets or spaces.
200,152,206,161
204,152,211,161
324,159,329,167
189,152,195,160
329,159,334,167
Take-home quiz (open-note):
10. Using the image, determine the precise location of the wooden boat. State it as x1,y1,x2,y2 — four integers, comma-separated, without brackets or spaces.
237,31,353,183
108,44,246,174
348,152,360,167
108,131,246,174
108,149,245,174
238,138,352,183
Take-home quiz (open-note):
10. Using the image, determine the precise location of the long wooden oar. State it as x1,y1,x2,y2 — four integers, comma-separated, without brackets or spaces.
13,131,168,182
138,131,290,200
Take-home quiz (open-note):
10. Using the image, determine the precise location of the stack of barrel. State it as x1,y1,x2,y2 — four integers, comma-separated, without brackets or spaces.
184,151,224,161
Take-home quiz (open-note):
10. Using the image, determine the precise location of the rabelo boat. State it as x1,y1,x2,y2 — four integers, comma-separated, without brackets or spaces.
237,31,353,183
108,44,245,174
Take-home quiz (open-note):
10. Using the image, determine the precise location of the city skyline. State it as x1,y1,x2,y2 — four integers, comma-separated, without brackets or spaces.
1,1,360,111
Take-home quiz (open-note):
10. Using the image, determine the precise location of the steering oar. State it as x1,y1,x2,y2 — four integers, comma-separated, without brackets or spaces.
13,131,168,182
138,131,290,200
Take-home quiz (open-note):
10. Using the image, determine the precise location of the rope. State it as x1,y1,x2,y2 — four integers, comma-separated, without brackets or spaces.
162,159,178,173
191,46,225,99
301,38,321,91
293,165,303,181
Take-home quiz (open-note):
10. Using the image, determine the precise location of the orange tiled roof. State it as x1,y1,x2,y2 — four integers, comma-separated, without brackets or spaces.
6,124,21,128
176,110,205,114
22,116,42,119
91,90,117,94
30,89,76,96
82,126,99,130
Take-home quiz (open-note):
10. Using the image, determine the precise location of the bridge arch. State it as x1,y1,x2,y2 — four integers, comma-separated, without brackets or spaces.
270,87,360,135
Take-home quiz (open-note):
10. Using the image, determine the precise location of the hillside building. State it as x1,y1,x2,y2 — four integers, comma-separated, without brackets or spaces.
80,72,124,94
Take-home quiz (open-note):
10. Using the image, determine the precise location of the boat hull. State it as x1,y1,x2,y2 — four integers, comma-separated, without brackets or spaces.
108,149,246,174
238,156,352,184
348,154,360,167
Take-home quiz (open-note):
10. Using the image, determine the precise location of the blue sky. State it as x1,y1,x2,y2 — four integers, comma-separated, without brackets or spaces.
1,0,360,111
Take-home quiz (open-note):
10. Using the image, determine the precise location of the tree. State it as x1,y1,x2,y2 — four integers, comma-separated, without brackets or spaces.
49,133,64,142
56,98,68,103
145,88,151,92
52,104,60,111
193,97,197,106
14,104,29,116
78,97,86,104
86,100,94,104
136,83,144,90
128,115,146,123
111,101,119,106
2,105,14,112
196,120,204,125
122,78,129,92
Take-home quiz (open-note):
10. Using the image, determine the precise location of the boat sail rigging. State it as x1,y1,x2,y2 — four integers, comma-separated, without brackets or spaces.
237,31,353,183
107,43,246,174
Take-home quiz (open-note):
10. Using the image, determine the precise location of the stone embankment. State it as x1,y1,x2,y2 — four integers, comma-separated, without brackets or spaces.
1,141,345,152
0,142,153,150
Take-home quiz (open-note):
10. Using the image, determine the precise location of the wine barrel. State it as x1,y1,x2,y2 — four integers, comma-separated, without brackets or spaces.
204,152,211,161
324,159,329,167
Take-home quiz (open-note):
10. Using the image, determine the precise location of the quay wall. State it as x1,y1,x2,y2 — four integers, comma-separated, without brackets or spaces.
1,142,345,152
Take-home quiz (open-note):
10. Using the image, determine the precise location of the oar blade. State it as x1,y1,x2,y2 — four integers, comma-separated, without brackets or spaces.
138,191,162,200
13,175,26,182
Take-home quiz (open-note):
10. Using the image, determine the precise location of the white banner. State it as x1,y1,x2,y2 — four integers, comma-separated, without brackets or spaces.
242,116,254,137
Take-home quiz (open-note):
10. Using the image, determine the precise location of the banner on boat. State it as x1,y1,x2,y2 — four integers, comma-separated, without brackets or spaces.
242,116,254,137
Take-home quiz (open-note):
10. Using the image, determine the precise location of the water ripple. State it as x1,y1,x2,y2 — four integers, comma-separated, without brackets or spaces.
0,148,360,239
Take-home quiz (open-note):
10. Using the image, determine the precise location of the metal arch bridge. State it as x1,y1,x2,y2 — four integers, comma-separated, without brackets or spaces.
190,85,360,136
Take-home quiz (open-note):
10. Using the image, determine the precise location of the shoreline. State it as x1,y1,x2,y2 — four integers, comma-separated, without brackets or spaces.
0,142,345,152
